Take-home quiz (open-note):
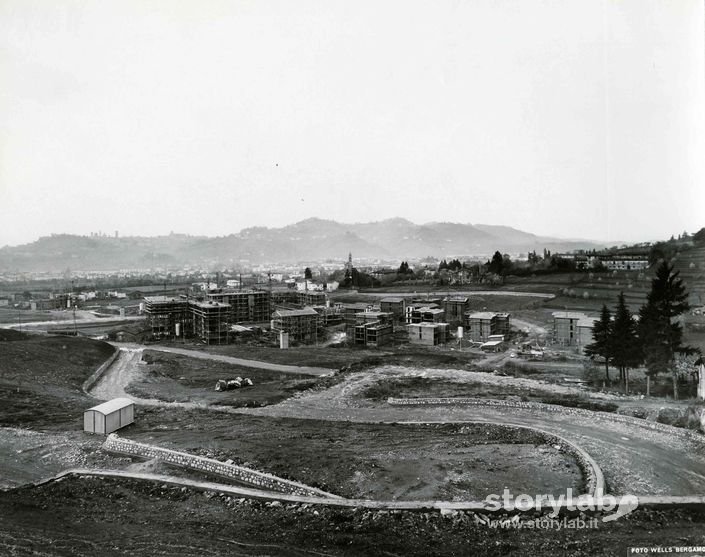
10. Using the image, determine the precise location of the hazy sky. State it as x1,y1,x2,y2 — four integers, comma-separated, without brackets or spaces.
1,0,703,247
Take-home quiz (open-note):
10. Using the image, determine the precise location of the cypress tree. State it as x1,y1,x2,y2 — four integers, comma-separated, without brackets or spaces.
638,261,691,399
585,304,613,385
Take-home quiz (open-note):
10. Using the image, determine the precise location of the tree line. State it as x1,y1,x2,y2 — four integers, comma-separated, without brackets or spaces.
585,261,698,399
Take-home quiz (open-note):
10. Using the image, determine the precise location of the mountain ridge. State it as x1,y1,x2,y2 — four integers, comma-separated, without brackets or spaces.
0,219,605,272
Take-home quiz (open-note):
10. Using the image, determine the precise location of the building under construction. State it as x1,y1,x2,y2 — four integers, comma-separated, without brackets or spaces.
465,312,511,342
190,300,231,344
406,306,446,324
271,307,322,344
269,288,328,309
351,311,394,347
442,296,469,326
379,297,406,323
407,322,449,346
144,296,229,345
144,296,191,340
205,289,271,323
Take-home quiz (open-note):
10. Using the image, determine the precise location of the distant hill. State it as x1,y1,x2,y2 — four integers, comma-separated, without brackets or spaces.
0,219,604,272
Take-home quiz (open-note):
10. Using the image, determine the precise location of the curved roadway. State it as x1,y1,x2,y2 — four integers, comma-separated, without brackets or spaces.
89,346,705,498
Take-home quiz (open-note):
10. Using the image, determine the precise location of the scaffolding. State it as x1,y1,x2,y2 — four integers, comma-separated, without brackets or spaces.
144,296,190,340
206,289,271,323
190,300,230,345
271,307,322,344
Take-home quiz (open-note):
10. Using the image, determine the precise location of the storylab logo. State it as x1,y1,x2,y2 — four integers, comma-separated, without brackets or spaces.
483,488,639,522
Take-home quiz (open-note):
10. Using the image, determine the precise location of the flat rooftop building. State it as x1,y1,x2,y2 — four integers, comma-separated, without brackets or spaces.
206,289,271,323
407,322,449,346
406,306,446,324
190,300,231,345
271,307,322,344
442,296,470,325
144,296,190,340
465,312,511,341
379,297,407,323
354,320,393,347
552,311,589,346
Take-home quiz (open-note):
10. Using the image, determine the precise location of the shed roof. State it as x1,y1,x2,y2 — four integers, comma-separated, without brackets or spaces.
380,297,405,303
86,397,134,415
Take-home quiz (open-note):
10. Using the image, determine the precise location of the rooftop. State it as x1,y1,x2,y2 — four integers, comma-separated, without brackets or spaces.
86,397,134,415
190,300,230,309
144,296,186,304
355,311,392,318
380,297,405,303
467,311,498,320
274,307,319,317
481,340,505,347
552,311,588,320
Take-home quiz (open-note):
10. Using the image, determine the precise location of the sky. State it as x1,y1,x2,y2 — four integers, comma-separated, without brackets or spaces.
0,0,703,247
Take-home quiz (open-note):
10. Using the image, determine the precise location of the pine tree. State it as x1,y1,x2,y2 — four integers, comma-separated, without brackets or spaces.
638,261,691,399
611,293,641,393
585,304,613,385
488,251,504,275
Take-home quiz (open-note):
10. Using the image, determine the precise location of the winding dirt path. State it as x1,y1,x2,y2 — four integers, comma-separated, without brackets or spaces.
115,342,333,376
87,348,705,498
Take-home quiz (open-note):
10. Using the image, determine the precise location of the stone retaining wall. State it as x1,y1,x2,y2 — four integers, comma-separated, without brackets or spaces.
82,346,120,394
388,397,703,440
102,434,340,499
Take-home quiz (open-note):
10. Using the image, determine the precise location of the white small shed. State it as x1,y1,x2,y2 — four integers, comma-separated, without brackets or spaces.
84,398,135,434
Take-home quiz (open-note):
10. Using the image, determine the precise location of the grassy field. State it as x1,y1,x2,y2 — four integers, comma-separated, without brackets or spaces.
361,375,619,413
0,331,115,430
126,350,325,407
0,307,75,325
178,341,485,370
126,408,582,501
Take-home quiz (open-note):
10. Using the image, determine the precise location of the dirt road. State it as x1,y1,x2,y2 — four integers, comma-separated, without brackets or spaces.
87,347,705,499
115,343,333,375
238,366,705,498
0,312,144,331
362,291,556,299
511,317,548,336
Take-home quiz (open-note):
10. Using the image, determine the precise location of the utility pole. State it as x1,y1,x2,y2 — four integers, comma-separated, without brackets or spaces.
73,304,77,336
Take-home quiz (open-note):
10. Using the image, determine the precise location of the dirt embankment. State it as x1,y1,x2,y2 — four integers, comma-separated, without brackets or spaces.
0,333,115,429
1,475,704,557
